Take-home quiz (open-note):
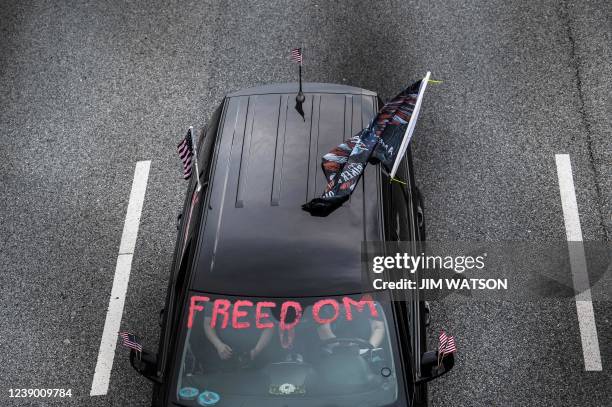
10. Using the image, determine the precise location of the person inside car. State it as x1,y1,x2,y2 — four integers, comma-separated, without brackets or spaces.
203,301,274,367
316,302,386,355
270,304,308,363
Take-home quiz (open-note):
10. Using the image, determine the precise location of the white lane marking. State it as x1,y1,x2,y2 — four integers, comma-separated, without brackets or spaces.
90,160,151,396
555,154,602,371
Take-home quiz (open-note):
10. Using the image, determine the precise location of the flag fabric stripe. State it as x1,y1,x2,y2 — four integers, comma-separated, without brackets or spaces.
438,330,456,357
177,129,194,180
444,336,457,355
436,330,456,368
178,141,189,155
291,48,302,64
179,148,190,160
439,330,448,353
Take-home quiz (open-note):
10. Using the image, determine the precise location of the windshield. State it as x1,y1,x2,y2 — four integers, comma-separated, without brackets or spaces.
174,293,403,407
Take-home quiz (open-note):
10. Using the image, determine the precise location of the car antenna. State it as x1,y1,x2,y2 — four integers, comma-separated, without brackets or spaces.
189,126,203,191
291,47,305,121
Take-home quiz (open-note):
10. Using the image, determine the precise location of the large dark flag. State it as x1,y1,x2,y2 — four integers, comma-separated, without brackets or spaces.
302,78,427,217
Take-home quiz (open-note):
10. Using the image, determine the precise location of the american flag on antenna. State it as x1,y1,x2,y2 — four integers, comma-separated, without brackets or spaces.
291,47,302,64
118,332,142,352
177,129,194,180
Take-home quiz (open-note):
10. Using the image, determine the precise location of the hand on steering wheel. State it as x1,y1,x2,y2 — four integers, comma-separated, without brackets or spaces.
320,337,374,352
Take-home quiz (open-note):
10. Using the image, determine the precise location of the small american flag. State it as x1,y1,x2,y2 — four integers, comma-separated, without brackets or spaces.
439,330,448,351
118,332,142,352
444,336,457,355
290,47,302,64
177,128,194,180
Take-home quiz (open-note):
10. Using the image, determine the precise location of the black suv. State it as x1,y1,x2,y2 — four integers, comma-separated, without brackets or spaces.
130,83,453,407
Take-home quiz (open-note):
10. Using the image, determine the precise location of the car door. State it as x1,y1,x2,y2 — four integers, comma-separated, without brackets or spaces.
381,149,429,400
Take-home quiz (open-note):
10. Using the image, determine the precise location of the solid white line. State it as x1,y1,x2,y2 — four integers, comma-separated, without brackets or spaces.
555,154,602,371
90,161,151,396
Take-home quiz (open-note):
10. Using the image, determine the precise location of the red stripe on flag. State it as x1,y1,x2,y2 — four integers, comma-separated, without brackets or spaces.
291,48,302,64
444,336,456,355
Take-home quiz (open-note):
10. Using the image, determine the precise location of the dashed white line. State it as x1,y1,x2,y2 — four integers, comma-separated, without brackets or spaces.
555,154,602,371
90,160,151,396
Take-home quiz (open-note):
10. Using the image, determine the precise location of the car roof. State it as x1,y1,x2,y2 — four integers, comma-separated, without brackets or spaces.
193,83,383,297
226,82,378,97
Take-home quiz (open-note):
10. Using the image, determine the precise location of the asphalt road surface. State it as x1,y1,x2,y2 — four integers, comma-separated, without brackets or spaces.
1,0,610,406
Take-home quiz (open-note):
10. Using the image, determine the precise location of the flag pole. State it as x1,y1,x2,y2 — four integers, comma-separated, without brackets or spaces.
298,63,303,94
298,44,303,93
389,71,431,179
190,126,203,191
292,47,306,121
296,56,305,120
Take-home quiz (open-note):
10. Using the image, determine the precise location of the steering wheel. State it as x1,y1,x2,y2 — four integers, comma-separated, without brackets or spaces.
320,337,374,350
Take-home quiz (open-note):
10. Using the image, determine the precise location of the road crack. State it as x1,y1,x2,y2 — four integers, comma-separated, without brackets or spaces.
558,0,610,240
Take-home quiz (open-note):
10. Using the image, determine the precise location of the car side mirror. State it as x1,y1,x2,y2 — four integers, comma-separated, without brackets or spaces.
415,350,455,384
129,348,161,383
